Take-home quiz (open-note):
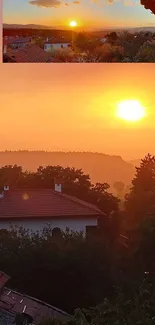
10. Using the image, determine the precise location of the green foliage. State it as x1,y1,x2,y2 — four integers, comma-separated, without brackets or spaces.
106,32,118,43
40,279,155,325
75,33,90,51
52,48,75,62
125,153,155,225
73,31,155,62
135,41,155,62
0,226,117,313
93,43,124,62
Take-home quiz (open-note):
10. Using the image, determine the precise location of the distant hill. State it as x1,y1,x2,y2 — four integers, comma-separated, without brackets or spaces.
3,24,155,33
129,159,141,167
3,25,155,40
3,24,54,30
3,27,74,38
0,151,135,188
128,26,155,33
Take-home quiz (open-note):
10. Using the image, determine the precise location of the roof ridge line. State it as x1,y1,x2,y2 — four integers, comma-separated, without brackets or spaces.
5,287,71,316
51,189,102,214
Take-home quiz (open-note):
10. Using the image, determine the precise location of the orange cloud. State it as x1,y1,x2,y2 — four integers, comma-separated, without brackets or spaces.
29,0,62,7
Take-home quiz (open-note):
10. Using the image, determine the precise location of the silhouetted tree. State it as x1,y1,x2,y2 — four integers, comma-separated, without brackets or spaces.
135,41,155,62
107,31,118,43
0,227,115,313
75,33,90,51
40,278,155,325
93,43,124,62
125,153,155,226
0,165,22,188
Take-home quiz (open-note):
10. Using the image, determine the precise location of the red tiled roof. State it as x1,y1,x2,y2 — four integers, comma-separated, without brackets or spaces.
0,189,103,219
5,45,53,63
3,39,10,46
44,37,71,44
0,287,70,322
0,272,10,290
44,40,70,44
3,37,31,46
9,37,31,44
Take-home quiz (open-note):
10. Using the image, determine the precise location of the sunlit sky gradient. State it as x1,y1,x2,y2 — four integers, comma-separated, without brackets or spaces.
0,64,155,160
3,0,155,29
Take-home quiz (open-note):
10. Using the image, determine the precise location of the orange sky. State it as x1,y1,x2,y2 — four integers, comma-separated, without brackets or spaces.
3,0,155,29
0,64,155,160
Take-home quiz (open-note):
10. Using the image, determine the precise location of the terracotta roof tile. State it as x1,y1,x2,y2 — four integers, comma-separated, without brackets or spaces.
0,189,103,219
44,40,70,44
44,37,71,44
5,45,53,63
0,273,10,290
9,37,31,44
0,288,70,323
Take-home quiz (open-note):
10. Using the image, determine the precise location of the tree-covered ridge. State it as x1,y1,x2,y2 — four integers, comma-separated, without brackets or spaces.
0,150,134,187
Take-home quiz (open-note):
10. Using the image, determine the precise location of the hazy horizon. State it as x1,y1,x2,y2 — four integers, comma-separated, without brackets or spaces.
3,22,155,31
3,0,155,30
0,150,145,162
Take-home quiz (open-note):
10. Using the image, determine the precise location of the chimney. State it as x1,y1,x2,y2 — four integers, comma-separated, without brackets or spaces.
4,185,9,191
55,183,62,193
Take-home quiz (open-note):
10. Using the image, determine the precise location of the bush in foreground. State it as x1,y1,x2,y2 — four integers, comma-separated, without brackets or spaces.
41,278,155,325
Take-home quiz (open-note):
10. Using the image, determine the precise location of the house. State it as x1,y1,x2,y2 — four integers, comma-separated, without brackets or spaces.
44,37,71,52
0,185,104,235
3,37,31,54
0,271,70,324
3,45,53,63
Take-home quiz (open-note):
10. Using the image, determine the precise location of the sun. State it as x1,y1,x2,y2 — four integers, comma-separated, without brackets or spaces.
116,100,146,122
69,20,77,27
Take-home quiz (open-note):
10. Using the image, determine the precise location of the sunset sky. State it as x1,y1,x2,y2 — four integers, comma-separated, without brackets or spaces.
0,64,155,160
3,0,155,29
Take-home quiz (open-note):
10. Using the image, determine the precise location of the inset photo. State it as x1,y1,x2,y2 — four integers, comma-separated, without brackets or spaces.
3,0,155,62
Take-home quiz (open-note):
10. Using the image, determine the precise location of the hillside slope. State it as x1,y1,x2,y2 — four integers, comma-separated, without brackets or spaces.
128,159,141,167
0,151,135,187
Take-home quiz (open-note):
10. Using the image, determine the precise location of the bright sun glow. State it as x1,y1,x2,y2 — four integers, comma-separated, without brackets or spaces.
116,100,146,122
69,20,77,27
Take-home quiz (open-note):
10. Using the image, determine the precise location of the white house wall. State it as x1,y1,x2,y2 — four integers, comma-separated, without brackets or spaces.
52,43,69,49
0,217,98,236
44,43,69,52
